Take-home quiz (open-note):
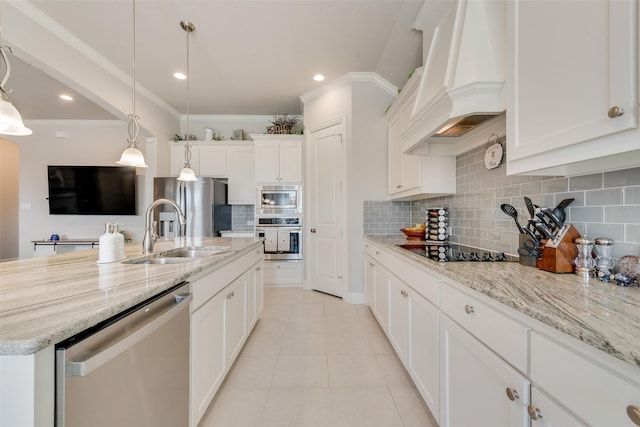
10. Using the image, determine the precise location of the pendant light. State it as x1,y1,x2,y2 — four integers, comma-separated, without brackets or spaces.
0,6,32,136
177,20,197,181
116,0,148,168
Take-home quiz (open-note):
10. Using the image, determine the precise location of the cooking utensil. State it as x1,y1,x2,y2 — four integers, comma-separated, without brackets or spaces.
555,198,575,210
524,197,535,219
534,221,555,241
540,207,563,230
518,237,541,258
500,204,526,234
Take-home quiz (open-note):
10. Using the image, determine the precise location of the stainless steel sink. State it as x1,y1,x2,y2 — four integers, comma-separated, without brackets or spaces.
131,257,198,265
123,246,233,265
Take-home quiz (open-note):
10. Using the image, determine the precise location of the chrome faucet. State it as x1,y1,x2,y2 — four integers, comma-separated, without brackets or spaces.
142,198,187,253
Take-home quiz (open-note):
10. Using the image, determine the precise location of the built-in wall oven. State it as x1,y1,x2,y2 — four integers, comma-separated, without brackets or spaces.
256,217,302,261
257,185,302,215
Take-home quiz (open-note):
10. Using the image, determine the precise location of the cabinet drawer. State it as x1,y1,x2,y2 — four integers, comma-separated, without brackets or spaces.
386,249,439,306
440,282,529,373
364,242,386,264
263,262,302,285
531,332,640,427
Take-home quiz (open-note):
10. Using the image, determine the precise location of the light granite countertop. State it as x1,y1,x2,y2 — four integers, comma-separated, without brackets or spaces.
0,237,262,356
366,236,640,369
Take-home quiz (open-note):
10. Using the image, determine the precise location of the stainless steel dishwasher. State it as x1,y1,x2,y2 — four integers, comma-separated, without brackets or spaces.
55,282,192,427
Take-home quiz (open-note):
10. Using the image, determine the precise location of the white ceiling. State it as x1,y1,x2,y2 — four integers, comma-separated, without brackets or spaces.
5,0,424,120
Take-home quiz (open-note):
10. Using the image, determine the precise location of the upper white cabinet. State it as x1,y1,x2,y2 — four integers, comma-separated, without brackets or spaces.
506,0,639,176
251,134,303,183
170,141,255,204
386,68,456,201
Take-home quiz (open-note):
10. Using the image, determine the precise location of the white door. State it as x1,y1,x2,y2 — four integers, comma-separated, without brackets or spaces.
307,121,344,297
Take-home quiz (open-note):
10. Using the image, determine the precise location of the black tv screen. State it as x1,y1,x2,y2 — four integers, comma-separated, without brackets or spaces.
47,165,137,215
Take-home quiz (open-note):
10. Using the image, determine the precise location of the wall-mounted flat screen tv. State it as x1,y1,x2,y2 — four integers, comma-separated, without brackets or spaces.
47,165,137,215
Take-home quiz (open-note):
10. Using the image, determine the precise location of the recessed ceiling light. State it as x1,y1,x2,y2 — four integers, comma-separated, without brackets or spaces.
59,94,73,101
174,72,187,80
313,74,325,82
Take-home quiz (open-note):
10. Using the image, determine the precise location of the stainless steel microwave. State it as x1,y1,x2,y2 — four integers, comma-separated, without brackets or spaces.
256,185,302,214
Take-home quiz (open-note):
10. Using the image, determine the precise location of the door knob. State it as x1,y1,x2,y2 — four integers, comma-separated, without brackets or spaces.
310,228,317,233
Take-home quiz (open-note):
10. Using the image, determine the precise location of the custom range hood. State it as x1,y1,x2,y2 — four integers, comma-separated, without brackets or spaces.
402,0,506,153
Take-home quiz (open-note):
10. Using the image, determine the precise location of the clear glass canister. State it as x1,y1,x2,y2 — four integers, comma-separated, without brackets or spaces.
574,236,595,278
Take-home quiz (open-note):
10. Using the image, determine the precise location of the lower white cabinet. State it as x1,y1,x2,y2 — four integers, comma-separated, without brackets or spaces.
263,261,302,286
439,314,530,427
373,264,389,331
530,331,640,426
388,273,409,362
528,386,586,427
364,254,375,307
189,248,263,426
408,286,439,422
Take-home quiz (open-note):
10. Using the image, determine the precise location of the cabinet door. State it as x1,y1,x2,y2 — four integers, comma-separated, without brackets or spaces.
408,288,440,423
255,141,279,182
191,290,225,424
171,144,200,177
439,315,530,427
388,117,420,195
387,273,409,363
364,255,375,307
507,0,637,164
278,140,303,183
262,262,303,286
373,265,389,332
199,146,227,176
225,275,247,364
254,262,264,319
529,386,586,427
227,146,255,204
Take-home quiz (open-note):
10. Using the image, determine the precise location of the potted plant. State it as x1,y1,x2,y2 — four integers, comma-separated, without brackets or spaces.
267,114,300,134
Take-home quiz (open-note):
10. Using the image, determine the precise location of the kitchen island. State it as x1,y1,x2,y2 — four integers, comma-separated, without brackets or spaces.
0,237,263,427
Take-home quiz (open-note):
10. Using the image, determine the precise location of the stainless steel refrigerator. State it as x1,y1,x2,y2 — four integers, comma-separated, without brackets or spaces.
153,177,232,237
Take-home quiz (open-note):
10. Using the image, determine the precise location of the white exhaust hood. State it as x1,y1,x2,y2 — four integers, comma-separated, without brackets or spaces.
402,0,506,154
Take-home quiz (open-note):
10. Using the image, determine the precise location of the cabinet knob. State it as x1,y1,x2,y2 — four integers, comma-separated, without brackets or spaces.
310,228,317,233
627,405,640,426
464,304,475,314
527,405,543,421
608,106,624,118
505,387,519,402
369,262,374,267
396,184,402,189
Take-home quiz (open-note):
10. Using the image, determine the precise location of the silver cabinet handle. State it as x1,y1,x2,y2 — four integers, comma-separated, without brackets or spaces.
608,106,624,118
464,304,475,314
310,228,317,233
506,387,519,401
528,405,543,421
627,405,640,426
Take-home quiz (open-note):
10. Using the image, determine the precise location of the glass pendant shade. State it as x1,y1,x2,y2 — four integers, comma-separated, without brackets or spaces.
177,166,197,181
0,90,31,136
116,145,147,167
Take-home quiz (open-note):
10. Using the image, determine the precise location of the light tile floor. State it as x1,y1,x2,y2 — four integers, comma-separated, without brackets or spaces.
199,287,438,427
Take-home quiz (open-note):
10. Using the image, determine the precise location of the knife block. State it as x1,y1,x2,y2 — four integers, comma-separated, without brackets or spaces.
536,224,581,273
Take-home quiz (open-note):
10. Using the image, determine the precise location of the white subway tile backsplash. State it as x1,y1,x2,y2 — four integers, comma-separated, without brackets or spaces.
570,173,603,191
604,167,640,188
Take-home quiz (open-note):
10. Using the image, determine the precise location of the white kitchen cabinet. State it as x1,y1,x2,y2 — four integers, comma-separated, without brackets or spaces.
262,261,303,286
189,247,263,426
224,275,246,364
385,68,456,201
364,254,375,307
199,145,227,176
251,134,303,183
528,386,586,427
170,142,255,204
506,0,639,176
190,286,226,424
388,273,409,363
530,331,640,427
226,145,255,204
373,263,389,332
439,314,530,427
408,286,439,423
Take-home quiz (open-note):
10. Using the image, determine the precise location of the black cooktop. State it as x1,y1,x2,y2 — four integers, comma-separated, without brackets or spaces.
397,242,517,263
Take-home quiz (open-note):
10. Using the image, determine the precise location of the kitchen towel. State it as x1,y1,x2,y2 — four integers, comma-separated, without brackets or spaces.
264,228,278,252
277,229,291,252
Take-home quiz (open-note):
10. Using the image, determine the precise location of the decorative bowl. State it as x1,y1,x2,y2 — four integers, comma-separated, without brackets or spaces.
401,227,426,240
